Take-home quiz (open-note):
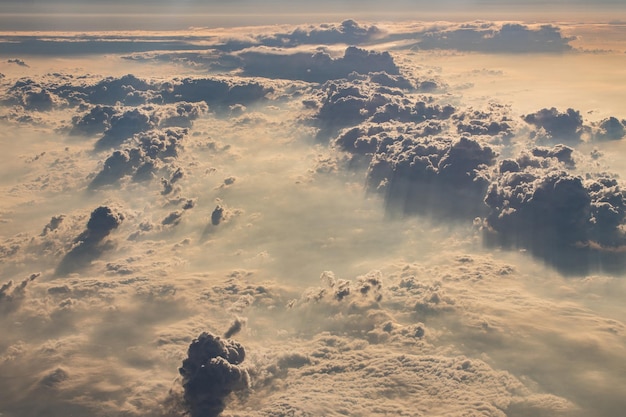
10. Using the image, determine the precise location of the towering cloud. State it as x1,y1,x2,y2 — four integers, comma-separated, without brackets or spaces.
367,135,497,219
179,332,250,417
523,107,584,143
55,206,124,275
483,152,626,274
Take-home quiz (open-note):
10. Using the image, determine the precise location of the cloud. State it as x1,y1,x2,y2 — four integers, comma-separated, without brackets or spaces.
3,79,62,111
70,105,117,136
239,46,400,83
94,108,153,150
367,135,497,219
154,102,209,129
224,317,246,338
595,116,626,141
211,205,225,226
483,154,626,274
161,210,184,226
415,23,574,53
0,273,38,314
160,77,271,109
90,128,187,188
41,215,66,236
7,58,29,67
55,206,124,276
309,73,428,140
245,19,385,50
2,18,626,417
523,107,584,143
454,103,516,139
178,332,250,417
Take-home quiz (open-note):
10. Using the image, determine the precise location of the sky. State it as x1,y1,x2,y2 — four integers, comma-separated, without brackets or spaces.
1,0,626,31
1,5,626,417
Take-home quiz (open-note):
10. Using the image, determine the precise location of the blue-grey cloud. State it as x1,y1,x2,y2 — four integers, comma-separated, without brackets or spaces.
595,116,626,141
484,154,626,274
239,46,399,83
179,332,249,417
523,107,584,143
414,23,574,53
55,206,124,276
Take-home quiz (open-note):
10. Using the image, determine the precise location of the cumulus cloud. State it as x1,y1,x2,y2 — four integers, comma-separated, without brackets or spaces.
454,103,516,139
90,128,187,188
483,154,626,274
155,102,209,128
0,273,38,314
3,79,62,111
415,22,574,53
523,107,584,143
254,19,384,49
595,116,626,141
56,206,124,275
94,108,153,150
178,332,250,417
366,135,497,219
240,46,399,83
70,105,117,136
308,72,438,140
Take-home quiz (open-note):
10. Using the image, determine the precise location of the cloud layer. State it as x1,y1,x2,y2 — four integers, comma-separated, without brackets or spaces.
0,17,626,417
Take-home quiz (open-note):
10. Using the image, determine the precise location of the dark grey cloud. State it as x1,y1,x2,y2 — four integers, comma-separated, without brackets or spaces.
3,79,60,111
366,135,497,219
120,20,383,60
55,206,124,276
595,116,626,141
89,149,142,188
7,58,29,67
523,107,584,143
41,215,65,236
530,144,576,168
179,332,249,417
369,99,454,124
310,77,398,140
240,46,399,83
70,105,117,136
308,70,449,142
4,74,270,123
161,210,184,226
90,128,187,189
159,77,271,109
39,368,69,388
224,317,246,338
415,23,574,53
155,101,209,128
211,205,225,226
247,19,384,50
484,154,626,274
454,105,515,139
94,108,153,150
